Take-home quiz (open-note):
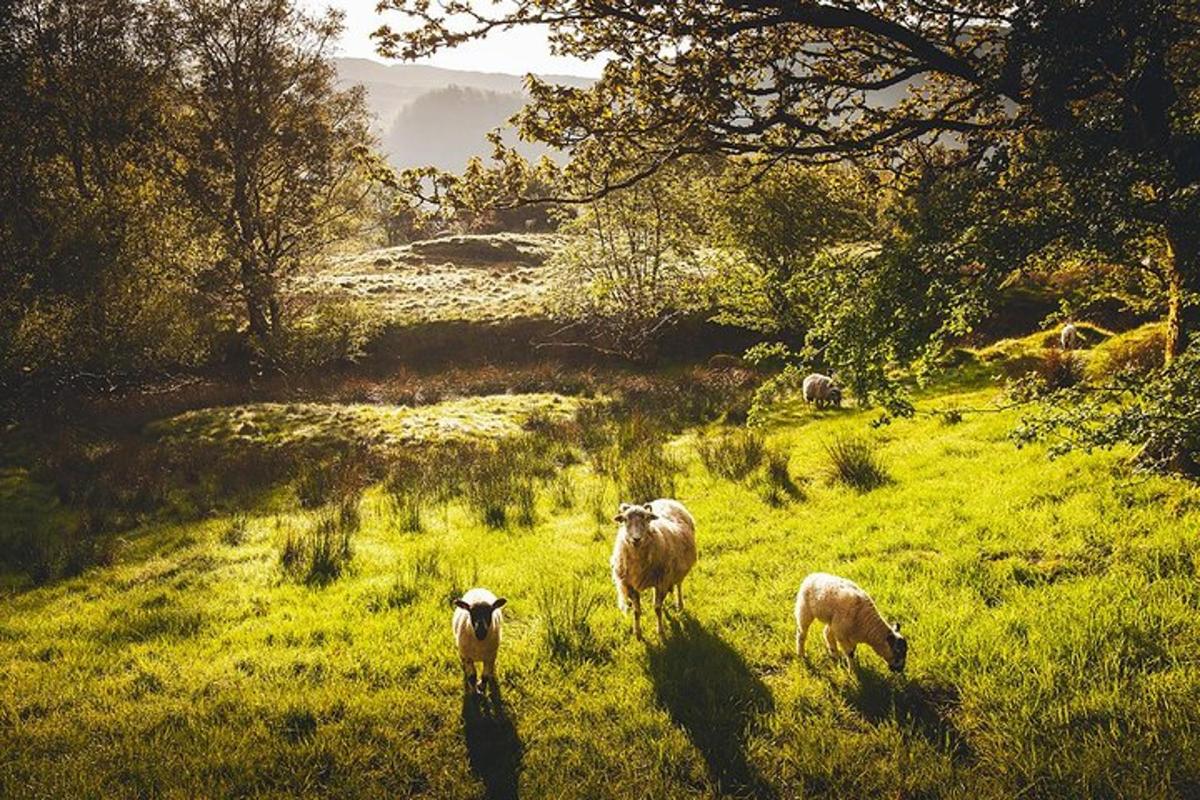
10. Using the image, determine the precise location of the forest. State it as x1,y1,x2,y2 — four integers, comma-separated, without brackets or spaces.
2,1,1199,798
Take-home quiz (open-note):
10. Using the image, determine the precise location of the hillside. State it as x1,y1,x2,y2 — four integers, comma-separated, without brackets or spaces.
333,58,592,169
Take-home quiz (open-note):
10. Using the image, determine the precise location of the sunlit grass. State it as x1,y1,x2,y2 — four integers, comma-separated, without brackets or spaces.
2,379,1200,797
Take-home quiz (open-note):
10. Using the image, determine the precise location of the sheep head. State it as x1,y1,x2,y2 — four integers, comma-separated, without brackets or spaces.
454,597,506,640
614,502,658,546
885,622,907,672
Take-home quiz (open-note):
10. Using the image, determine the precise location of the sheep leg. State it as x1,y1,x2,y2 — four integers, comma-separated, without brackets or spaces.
796,607,814,659
676,583,684,611
481,656,496,694
627,587,643,640
823,625,840,659
461,657,477,693
654,588,666,638
840,640,858,671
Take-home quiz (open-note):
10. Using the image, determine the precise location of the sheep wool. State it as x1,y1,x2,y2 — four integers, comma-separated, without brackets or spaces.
795,572,907,672
611,499,697,639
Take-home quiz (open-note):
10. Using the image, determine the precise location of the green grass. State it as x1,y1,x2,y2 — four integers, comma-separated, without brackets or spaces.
3,379,1200,798
150,393,586,452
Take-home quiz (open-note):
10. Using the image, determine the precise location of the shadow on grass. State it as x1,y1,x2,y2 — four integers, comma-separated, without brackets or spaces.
647,618,776,799
844,670,973,764
462,681,523,800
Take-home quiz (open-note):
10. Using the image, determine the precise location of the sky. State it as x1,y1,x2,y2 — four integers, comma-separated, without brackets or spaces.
299,0,605,78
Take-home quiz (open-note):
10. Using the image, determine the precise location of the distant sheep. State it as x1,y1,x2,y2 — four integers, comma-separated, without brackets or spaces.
452,588,507,694
611,499,697,639
802,373,843,409
1061,323,1080,350
794,572,906,672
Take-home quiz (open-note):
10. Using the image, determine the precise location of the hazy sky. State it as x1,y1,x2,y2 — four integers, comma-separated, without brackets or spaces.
300,1,605,77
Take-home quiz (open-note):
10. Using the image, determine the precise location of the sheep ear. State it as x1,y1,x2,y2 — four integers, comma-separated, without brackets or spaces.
893,621,902,632
642,503,654,512
492,598,507,610
453,599,470,610
613,513,625,523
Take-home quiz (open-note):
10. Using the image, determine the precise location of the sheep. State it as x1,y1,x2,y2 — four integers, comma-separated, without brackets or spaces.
611,499,697,640
1061,323,1080,350
452,588,507,695
794,572,907,672
802,373,843,409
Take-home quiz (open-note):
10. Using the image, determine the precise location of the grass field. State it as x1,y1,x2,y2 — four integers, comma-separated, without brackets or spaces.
3,351,1200,798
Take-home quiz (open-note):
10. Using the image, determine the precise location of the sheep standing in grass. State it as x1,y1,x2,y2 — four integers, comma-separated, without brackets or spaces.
452,588,507,694
795,572,906,672
802,373,843,409
611,500,697,640
1061,323,1080,350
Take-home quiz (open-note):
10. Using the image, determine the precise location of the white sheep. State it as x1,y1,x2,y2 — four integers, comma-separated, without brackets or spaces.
452,588,507,694
802,373,843,409
794,572,907,672
1061,323,1080,350
611,499,697,639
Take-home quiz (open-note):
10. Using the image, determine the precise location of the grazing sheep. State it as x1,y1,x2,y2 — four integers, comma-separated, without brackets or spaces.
611,499,697,639
802,373,843,409
1061,323,1080,350
452,588,507,694
794,572,906,672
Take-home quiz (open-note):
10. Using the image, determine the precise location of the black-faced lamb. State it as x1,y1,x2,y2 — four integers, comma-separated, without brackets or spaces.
452,588,507,694
794,572,906,672
802,373,843,408
611,499,697,639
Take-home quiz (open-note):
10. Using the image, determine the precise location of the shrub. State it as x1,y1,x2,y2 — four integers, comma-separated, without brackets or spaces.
697,428,766,482
1036,349,1085,391
618,444,680,503
824,435,889,491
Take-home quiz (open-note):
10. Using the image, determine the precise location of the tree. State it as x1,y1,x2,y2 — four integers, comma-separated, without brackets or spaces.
0,0,213,385
545,161,710,361
376,0,1200,362
169,0,372,365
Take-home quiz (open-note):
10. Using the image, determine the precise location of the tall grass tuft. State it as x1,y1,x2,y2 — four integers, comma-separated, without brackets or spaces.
280,496,360,584
759,447,805,506
697,428,766,482
824,435,889,492
537,578,609,663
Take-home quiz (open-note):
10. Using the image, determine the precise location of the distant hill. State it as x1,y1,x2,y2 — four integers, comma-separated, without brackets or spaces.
333,58,593,170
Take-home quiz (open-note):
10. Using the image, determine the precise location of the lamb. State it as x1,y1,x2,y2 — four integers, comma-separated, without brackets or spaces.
1061,323,1080,350
452,588,507,695
802,373,843,408
611,499,697,640
794,572,907,672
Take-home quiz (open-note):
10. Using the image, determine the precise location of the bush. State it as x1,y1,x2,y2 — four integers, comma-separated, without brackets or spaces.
697,428,766,482
618,443,680,503
824,435,889,491
1036,349,1085,391
278,298,385,372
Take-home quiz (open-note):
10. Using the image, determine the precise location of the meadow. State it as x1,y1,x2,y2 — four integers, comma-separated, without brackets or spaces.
2,331,1199,800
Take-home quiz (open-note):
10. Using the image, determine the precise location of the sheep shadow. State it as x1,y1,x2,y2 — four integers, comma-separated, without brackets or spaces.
462,681,523,800
646,618,776,799
843,671,972,764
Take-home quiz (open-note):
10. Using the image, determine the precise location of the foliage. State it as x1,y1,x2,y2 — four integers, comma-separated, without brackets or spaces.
1085,322,1167,381
545,162,712,361
1015,346,1200,478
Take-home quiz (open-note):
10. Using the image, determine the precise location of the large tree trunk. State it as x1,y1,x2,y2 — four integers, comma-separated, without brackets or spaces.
1164,211,1200,364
